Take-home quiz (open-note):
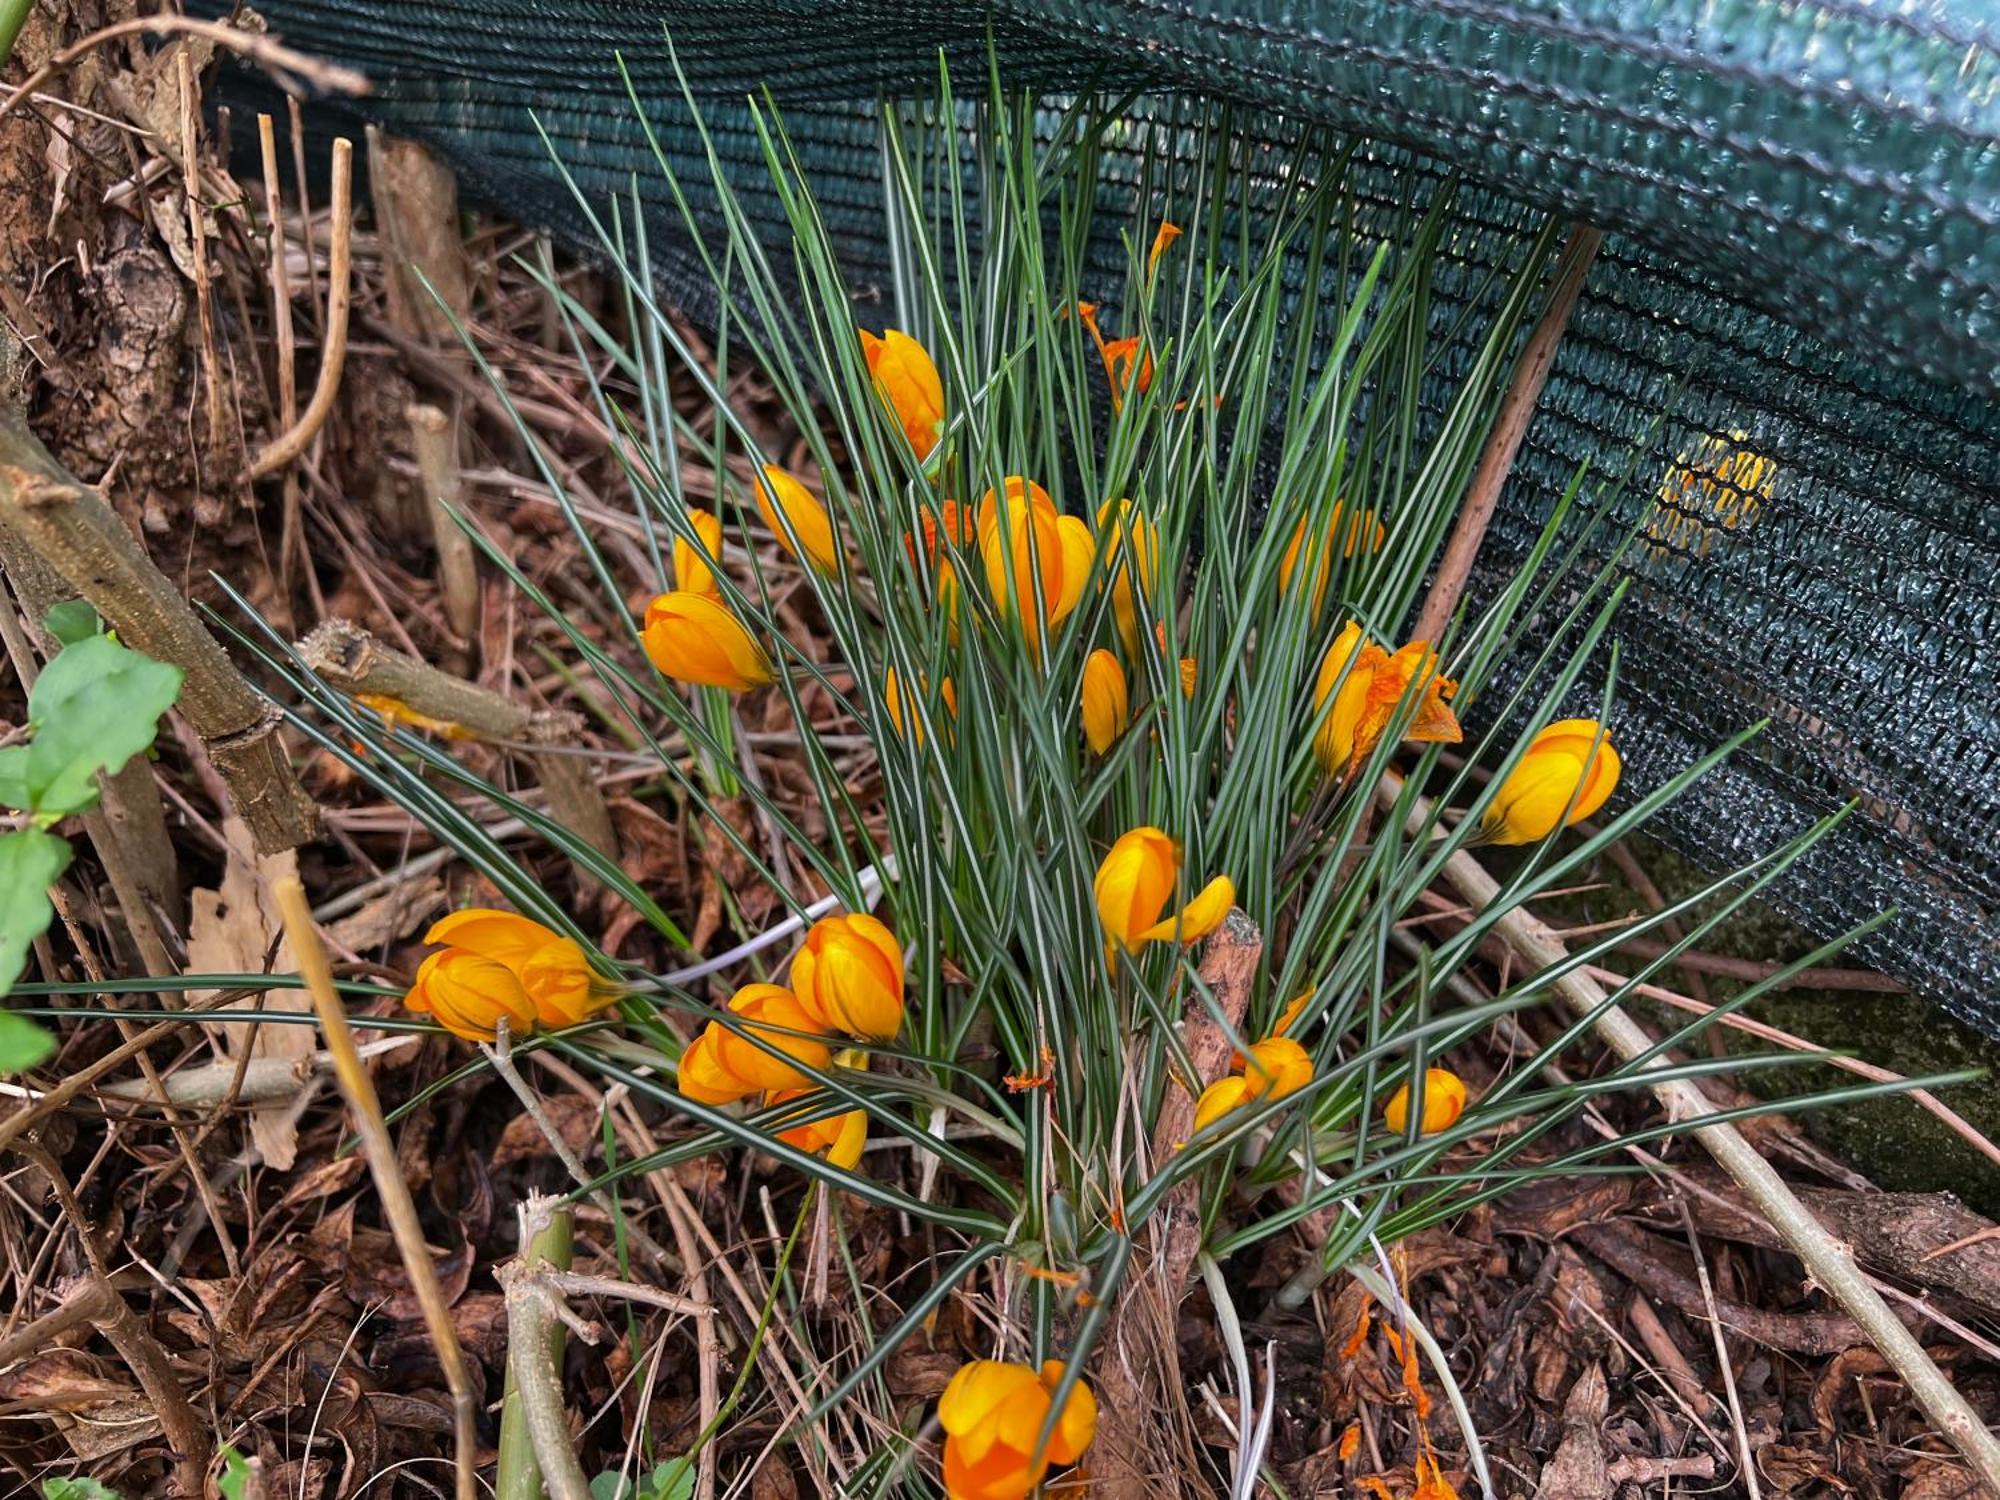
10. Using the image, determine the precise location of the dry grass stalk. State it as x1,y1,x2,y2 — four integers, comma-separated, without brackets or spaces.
245,136,352,481
273,873,479,1500
0,385,320,853
297,617,619,871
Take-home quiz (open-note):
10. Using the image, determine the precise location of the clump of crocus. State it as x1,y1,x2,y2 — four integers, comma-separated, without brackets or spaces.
791,913,906,1042
1479,719,1621,844
1191,1036,1314,1135
977,478,1093,652
1095,826,1234,954
756,464,842,573
884,667,958,749
1278,501,1385,616
1096,498,1158,653
674,509,725,595
1080,649,1130,754
860,328,945,460
938,1358,1097,1500
643,591,773,692
769,1049,869,1169
677,983,833,1105
404,909,600,1042
1312,621,1461,780
1384,1066,1469,1135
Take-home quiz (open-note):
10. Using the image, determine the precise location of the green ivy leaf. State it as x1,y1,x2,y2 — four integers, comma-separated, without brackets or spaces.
42,600,101,648
41,1478,123,1500
0,1011,53,1077
0,827,70,997
0,634,182,817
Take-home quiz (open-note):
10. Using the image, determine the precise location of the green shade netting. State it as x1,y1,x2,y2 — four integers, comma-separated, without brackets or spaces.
210,0,2000,1029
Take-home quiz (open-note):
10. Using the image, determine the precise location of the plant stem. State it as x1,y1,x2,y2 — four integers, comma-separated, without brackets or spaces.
497,1195,575,1500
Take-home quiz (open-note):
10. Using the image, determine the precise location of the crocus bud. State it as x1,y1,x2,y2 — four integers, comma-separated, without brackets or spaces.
860,328,946,459
756,464,842,573
1384,1067,1468,1135
1080,649,1129,754
1278,502,1384,616
978,478,1093,652
1240,1036,1313,1103
1479,719,1621,845
791,913,905,1041
674,509,725,595
884,667,957,749
939,1359,1097,1500
406,950,539,1043
769,1050,869,1170
1094,826,1234,953
1096,498,1158,653
643,591,774,692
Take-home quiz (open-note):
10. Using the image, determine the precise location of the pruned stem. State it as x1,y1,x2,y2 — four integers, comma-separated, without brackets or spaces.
497,1195,575,1500
408,403,481,638
501,1196,592,1500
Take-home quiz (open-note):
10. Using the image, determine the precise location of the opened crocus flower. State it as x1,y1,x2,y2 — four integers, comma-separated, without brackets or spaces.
1095,826,1234,954
1384,1066,1469,1135
883,667,957,749
1096,498,1158,653
1312,621,1461,780
674,509,725,595
677,983,833,1105
977,478,1094,652
938,1358,1097,1500
1278,502,1385,616
791,912,905,1041
1076,301,1154,413
1480,719,1621,845
860,328,946,460
405,909,600,1041
1081,649,1129,754
643,591,774,692
769,1050,868,1169
755,464,842,573
1193,1035,1314,1134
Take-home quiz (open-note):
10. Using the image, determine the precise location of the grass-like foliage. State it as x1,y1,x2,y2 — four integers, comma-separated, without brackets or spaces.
188,58,1953,1497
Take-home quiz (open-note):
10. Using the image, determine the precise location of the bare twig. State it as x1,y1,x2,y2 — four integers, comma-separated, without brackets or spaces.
0,15,371,122
245,138,352,481
1392,779,2000,1489
176,50,226,454
1412,224,1602,644
274,875,477,1500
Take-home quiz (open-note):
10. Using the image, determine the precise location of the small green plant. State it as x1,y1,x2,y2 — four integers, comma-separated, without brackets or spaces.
0,608,181,1075
41,1478,123,1500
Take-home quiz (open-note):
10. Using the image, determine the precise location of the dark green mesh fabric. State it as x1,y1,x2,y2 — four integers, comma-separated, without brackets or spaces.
213,2,2000,1028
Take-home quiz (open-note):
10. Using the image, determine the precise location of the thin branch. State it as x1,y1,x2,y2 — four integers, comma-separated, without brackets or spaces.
274,875,477,1500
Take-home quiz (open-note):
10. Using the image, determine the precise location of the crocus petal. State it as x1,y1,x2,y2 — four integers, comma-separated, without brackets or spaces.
1093,827,1179,948
756,465,842,572
423,908,556,969
410,950,536,1043
1192,1075,1254,1134
1039,1361,1100,1464
1384,1067,1469,1135
677,1029,753,1105
1133,873,1235,946
674,509,725,595
1081,649,1130,754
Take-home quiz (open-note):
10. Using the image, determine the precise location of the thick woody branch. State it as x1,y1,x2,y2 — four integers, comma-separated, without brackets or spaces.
297,619,618,870
0,400,319,855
